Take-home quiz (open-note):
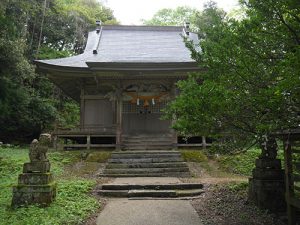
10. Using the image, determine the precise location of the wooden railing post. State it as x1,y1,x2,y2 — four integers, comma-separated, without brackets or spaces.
202,136,207,149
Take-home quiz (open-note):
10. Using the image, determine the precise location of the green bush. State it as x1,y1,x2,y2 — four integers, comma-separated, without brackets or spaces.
217,148,284,176
217,148,261,176
180,150,208,162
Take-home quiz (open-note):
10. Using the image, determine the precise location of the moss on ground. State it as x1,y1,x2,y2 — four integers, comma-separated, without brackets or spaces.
180,150,208,163
85,151,111,163
0,147,100,225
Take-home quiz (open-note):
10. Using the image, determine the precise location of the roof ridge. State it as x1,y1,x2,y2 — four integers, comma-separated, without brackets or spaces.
101,25,183,31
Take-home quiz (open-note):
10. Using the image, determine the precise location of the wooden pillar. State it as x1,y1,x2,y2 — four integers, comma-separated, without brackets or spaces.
202,136,207,149
116,91,123,150
80,87,85,130
284,138,297,225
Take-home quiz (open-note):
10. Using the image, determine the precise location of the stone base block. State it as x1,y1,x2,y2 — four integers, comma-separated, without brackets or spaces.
255,158,281,169
12,182,56,207
248,178,285,212
252,168,284,180
18,173,53,185
23,161,50,173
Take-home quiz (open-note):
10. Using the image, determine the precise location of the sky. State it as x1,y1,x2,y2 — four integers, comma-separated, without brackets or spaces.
102,0,240,25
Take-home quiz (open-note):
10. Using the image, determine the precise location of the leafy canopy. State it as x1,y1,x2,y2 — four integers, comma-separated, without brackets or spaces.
165,0,300,149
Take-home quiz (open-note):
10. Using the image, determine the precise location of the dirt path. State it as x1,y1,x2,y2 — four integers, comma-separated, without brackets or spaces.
181,161,286,225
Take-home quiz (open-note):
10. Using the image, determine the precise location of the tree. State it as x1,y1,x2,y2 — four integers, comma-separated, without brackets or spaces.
0,0,118,143
164,0,300,151
142,6,200,29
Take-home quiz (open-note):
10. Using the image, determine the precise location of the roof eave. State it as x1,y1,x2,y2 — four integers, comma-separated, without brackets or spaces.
86,62,202,72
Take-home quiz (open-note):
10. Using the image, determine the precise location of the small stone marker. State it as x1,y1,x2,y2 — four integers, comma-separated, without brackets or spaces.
11,134,56,207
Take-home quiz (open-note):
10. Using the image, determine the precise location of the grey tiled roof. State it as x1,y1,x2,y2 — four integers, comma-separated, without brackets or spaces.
37,25,199,68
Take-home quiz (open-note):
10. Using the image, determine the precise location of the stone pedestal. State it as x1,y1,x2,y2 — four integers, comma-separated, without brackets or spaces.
248,158,285,212
11,160,56,207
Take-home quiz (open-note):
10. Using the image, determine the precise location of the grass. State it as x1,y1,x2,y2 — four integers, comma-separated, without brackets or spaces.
0,147,100,225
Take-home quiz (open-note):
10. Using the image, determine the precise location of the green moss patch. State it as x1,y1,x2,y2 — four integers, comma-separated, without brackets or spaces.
86,151,111,163
180,150,208,163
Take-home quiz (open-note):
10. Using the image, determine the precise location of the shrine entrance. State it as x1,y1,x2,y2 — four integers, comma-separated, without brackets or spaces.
122,100,171,135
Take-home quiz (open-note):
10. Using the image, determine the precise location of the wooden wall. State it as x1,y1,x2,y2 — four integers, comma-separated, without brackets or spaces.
123,113,171,134
83,99,113,128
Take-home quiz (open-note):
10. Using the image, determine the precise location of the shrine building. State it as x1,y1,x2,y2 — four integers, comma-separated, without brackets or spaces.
36,23,208,150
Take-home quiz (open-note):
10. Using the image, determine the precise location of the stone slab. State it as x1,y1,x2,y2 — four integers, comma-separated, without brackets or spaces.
18,173,53,185
255,159,281,169
23,162,50,173
13,182,57,193
252,168,284,180
112,177,181,185
101,183,203,190
11,183,56,207
96,199,202,225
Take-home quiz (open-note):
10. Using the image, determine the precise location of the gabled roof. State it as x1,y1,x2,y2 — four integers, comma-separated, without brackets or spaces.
36,25,200,71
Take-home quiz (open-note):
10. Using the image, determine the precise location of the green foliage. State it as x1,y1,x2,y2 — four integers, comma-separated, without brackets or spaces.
227,181,248,192
0,147,99,225
180,150,208,162
55,101,80,129
165,1,300,150
217,148,260,176
0,0,117,142
142,6,200,30
0,179,99,225
217,148,284,176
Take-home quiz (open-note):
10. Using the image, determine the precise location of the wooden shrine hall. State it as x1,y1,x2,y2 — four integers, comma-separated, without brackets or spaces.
36,23,209,150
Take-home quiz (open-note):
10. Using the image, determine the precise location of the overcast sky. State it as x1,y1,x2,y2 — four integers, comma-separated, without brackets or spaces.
102,0,240,25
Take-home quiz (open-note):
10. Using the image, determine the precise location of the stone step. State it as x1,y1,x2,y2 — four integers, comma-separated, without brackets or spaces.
108,158,184,163
97,188,204,198
100,172,191,177
104,167,189,174
111,153,181,159
102,150,190,177
101,183,203,190
122,146,173,150
106,162,187,169
112,150,179,154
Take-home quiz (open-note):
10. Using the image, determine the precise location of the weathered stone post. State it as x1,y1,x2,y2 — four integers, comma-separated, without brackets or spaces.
11,134,56,207
248,136,285,212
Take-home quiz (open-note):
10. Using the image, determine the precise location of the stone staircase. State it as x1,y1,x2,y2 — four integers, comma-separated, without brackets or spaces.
96,182,204,198
100,150,190,177
122,134,173,150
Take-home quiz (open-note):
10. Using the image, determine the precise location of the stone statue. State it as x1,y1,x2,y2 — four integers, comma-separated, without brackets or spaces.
259,135,278,159
29,133,51,162
12,133,56,207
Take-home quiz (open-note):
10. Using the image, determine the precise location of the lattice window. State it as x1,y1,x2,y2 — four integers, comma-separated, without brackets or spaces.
123,101,167,114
